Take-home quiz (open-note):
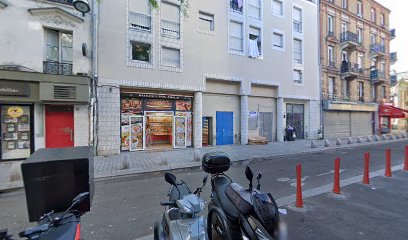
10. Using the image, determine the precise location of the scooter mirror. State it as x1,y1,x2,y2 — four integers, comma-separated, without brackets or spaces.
72,192,89,205
256,172,263,181
245,166,254,182
164,172,177,186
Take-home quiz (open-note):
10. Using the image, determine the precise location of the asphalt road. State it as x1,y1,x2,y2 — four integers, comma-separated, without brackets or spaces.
0,140,407,239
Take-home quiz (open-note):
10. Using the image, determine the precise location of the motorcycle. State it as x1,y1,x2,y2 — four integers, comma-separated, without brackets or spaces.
202,152,282,240
154,172,231,240
0,192,89,240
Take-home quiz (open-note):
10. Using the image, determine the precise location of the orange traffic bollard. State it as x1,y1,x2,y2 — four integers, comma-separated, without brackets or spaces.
385,149,392,177
296,164,304,208
333,157,341,194
404,146,408,171
362,152,370,185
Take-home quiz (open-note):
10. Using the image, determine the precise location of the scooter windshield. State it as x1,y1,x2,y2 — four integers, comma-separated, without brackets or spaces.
176,194,205,214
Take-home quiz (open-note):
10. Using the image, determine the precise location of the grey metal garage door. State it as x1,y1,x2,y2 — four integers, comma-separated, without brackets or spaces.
324,112,351,139
351,112,373,137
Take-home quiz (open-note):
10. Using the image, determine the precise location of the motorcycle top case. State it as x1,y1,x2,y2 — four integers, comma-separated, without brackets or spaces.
202,152,231,174
21,147,94,222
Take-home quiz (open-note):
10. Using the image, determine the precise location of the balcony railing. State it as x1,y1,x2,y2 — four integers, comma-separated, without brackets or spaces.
46,0,73,5
328,61,336,68
342,94,351,102
293,51,302,64
390,52,397,63
129,12,151,32
230,0,243,13
327,31,335,38
341,62,359,74
161,19,180,38
328,94,338,101
340,31,358,44
370,44,386,56
293,20,302,33
390,75,397,85
370,69,385,82
43,61,73,75
390,29,396,40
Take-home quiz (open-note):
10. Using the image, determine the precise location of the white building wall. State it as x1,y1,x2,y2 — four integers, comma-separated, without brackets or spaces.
74,105,90,146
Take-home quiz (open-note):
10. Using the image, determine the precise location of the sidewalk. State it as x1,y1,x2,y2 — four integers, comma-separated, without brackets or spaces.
1,134,407,191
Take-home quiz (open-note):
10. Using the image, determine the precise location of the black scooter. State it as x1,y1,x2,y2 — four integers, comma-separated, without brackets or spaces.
202,152,281,240
0,192,89,240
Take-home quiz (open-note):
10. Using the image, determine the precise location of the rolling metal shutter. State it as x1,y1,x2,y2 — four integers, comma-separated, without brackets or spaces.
324,111,351,139
351,112,373,137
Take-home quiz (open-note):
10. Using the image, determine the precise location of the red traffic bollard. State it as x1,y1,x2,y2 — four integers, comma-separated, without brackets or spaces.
404,146,408,171
385,149,392,177
333,157,341,194
362,152,370,185
296,164,304,208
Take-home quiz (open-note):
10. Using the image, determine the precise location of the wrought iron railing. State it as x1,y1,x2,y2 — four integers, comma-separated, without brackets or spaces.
230,0,243,13
390,52,397,62
390,75,397,85
340,31,358,44
293,20,302,33
341,62,359,74
370,69,385,81
328,61,336,68
342,94,351,102
129,12,151,32
43,61,73,75
328,94,339,101
370,44,385,55
327,31,335,38
46,0,73,5
161,19,180,38
293,51,302,64
390,29,396,39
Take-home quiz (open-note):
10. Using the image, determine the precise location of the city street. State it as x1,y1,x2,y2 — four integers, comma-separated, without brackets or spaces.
0,140,407,239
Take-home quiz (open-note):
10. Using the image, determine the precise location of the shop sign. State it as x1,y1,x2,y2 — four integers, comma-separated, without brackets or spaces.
7,106,24,118
126,93,191,100
0,82,29,96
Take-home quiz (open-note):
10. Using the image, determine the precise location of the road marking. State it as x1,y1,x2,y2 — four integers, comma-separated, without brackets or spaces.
316,169,346,177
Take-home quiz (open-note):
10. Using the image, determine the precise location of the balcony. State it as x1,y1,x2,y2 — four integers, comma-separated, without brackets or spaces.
46,0,73,5
340,31,359,52
341,62,360,80
370,44,386,59
161,19,180,38
129,12,151,32
390,52,397,64
293,20,302,33
342,94,351,102
390,75,397,86
43,61,73,75
390,29,396,40
370,69,386,84
230,0,243,14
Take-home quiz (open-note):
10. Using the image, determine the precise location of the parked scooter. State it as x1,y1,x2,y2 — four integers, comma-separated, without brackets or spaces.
0,192,89,240
202,152,281,240
154,172,231,240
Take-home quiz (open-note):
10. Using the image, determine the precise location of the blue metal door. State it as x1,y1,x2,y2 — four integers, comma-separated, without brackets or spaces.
216,111,234,145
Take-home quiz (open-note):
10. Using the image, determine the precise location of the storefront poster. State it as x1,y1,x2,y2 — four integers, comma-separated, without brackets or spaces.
122,98,142,114
174,117,186,148
176,112,192,147
121,125,130,151
17,124,30,132
176,100,192,111
145,99,172,111
129,116,144,151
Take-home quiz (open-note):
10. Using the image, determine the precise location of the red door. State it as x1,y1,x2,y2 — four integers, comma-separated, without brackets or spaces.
45,105,74,148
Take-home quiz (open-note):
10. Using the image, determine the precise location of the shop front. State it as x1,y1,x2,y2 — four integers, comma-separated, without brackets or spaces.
379,103,408,134
120,90,193,151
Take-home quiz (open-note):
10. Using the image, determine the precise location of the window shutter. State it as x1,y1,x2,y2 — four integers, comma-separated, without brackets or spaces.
161,2,180,23
273,33,282,47
129,0,150,15
249,26,260,38
273,0,282,15
293,8,301,21
162,47,180,67
230,21,242,37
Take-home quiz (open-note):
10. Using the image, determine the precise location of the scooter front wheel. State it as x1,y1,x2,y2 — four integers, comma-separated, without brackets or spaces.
207,206,232,240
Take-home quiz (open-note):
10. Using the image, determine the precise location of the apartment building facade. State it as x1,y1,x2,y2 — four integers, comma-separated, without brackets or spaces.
96,0,320,155
0,0,93,161
391,72,408,131
320,0,396,139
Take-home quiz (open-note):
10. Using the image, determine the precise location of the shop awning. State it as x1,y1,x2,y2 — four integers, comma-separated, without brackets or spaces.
379,103,408,118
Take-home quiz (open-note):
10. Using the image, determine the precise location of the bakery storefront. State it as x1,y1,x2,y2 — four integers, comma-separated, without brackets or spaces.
120,89,193,151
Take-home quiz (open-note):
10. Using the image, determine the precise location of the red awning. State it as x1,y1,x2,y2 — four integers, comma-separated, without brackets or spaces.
379,103,408,118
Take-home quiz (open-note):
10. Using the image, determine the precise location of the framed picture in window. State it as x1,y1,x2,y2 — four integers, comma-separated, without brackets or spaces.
20,115,29,124
17,141,30,149
7,141,16,149
7,124,15,132
17,124,30,132
3,115,18,123
4,133,18,141
20,132,30,141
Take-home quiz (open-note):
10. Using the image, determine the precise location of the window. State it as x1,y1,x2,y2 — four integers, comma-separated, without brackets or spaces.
161,47,180,67
380,37,385,46
343,79,350,99
45,29,73,64
129,0,151,32
293,7,302,33
380,14,385,26
371,59,376,68
371,85,376,100
382,86,386,99
272,31,284,49
358,53,364,69
342,0,347,9
131,41,151,62
328,15,334,34
249,26,261,56
341,51,348,62
371,33,376,44
357,28,363,43
229,21,243,52
293,70,302,84
248,0,261,19
328,46,334,64
341,21,348,33
293,39,302,64
359,82,364,102
371,8,376,22
161,2,180,38
329,77,335,98
230,0,243,13
357,1,363,17
380,60,385,71
198,11,214,31
272,0,283,17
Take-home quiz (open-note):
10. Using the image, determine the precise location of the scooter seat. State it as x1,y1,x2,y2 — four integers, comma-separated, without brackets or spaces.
225,183,254,216
212,176,240,219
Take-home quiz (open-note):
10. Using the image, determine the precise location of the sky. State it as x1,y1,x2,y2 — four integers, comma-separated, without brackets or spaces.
376,0,408,73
